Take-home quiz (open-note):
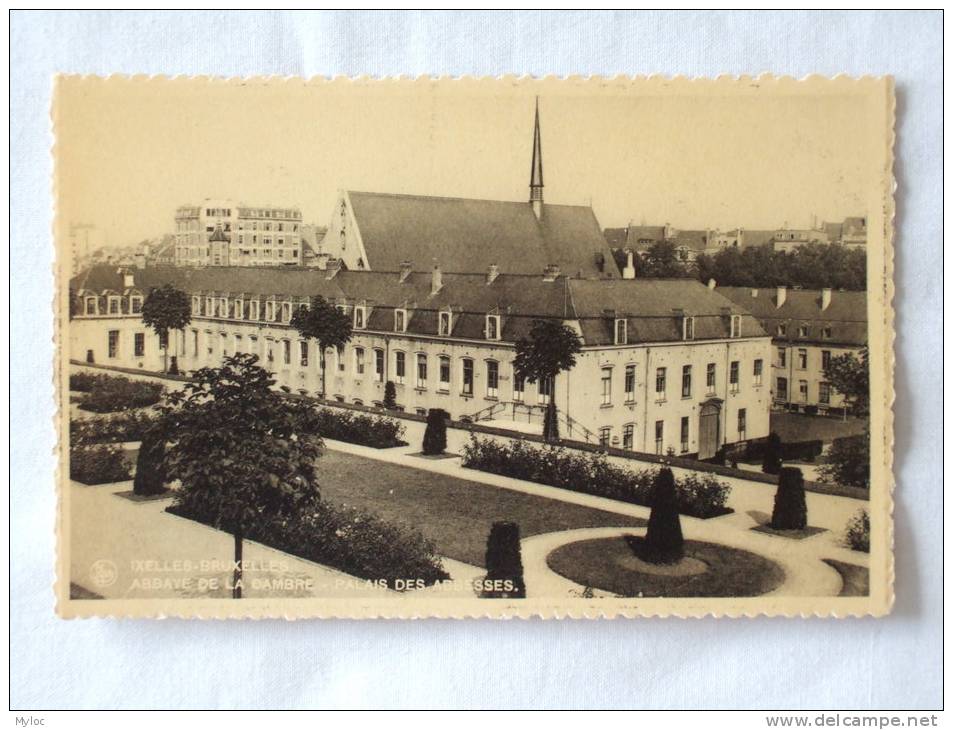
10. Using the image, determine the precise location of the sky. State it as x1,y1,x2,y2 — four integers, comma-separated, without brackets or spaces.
55,77,884,249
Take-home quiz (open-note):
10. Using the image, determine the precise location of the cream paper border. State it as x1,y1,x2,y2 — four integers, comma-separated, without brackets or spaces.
52,74,895,619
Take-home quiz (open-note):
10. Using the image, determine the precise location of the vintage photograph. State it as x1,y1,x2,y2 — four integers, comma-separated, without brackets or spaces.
55,75,893,618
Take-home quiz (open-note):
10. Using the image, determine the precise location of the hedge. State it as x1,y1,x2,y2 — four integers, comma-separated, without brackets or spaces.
744,437,823,463
77,375,165,413
70,411,158,445
169,498,448,589
461,435,731,518
304,407,406,449
69,371,107,392
70,444,132,485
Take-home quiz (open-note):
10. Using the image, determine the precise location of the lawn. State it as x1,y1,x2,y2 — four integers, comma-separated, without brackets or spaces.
770,412,868,444
316,450,645,567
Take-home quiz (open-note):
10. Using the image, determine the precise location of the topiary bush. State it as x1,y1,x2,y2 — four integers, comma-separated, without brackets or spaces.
70,444,132,485
304,407,406,448
78,375,165,413
133,427,168,496
422,408,448,455
642,467,684,563
383,380,397,410
482,521,526,598
761,432,783,475
771,466,808,530
70,410,158,445
845,509,870,552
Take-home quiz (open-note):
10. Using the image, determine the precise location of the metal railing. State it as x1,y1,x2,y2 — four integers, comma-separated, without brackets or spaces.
465,401,598,444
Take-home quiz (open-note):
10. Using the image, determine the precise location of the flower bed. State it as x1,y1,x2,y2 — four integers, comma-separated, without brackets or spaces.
70,411,158,445
77,374,165,414
69,444,132,485
304,407,406,449
461,436,731,518
168,498,448,589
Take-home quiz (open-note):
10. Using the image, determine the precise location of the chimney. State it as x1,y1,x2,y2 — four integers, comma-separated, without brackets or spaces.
622,249,636,280
776,285,787,308
134,253,146,270
325,258,342,279
486,263,499,285
542,263,560,282
121,268,135,289
431,263,443,295
399,260,413,283
707,278,716,290
821,287,832,311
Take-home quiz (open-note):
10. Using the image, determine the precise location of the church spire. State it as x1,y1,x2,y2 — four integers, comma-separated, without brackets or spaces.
529,97,544,219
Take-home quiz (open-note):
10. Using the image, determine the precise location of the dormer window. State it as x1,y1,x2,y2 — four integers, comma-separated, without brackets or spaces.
218,296,228,318
777,323,787,337
821,326,833,339
354,305,366,329
249,300,260,321
191,295,201,315
130,295,143,314
485,314,500,341
798,325,809,337
206,296,214,316
281,301,292,323
439,310,452,337
233,298,243,319
107,295,121,315
614,318,627,345
265,300,276,322
394,308,406,333
730,315,742,338
682,316,695,341
84,296,97,316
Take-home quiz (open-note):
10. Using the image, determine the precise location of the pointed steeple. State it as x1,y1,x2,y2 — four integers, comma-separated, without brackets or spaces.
529,97,544,219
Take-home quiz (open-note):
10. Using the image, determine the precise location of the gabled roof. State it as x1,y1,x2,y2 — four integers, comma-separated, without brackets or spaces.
345,191,620,279
603,227,628,248
717,286,867,347
625,225,667,250
671,229,708,251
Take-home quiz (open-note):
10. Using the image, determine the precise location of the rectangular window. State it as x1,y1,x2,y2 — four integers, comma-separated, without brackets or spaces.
654,420,664,455
599,427,611,448
439,311,452,336
513,368,525,402
821,350,831,370
798,325,809,337
108,297,120,315
280,339,290,365
130,296,143,314
208,331,215,357
777,323,787,337
300,341,309,367
192,329,199,356
486,315,500,340
799,379,809,402
729,361,740,391
336,345,345,372
683,316,695,340
737,409,747,440
622,424,634,450
655,367,666,397
777,377,788,401
624,365,636,402
487,361,499,398
601,367,612,405
614,319,627,345
134,332,145,357
730,315,741,338
462,358,474,396
706,363,716,392
250,301,259,320
374,349,385,382
85,297,97,315
822,327,833,339
681,365,692,398
753,358,763,385
355,347,365,376
265,301,275,321
354,307,365,329
538,376,551,405
220,297,228,318
778,347,787,368
281,302,292,323
395,309,406,332
680,416,690,453
416,353,427,388
798,348,808,369
394,351,406,384
819,381,831,404
439,356,451,389
234,334,243,354
191,296,201,314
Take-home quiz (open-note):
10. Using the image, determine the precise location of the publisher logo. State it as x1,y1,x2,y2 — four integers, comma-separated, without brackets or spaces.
89,559,118,588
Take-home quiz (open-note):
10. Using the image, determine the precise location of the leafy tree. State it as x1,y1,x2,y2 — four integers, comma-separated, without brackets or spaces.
291,296,353,397
639,241,693,278
820,431,870,489
824,346,869,416
642,467,684,563
514,319,582,442
695,242,866,290
159,354,323,598
141,283,191,373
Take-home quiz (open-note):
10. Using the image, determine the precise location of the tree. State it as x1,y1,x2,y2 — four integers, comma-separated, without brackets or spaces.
824,346,869,416
290,296,352,397
422,408,448,455
382,381,397,410
514,319,582,443
133,424,168,496
762,432,783,475
771,466,808,530
695,242,866,290
141,284,191,373
159,354,323,598
639,241,692,278
642,467,684,563
820,431,870,489
482,521,525,598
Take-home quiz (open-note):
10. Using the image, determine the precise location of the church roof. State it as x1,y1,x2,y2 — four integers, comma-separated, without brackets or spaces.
346,191,620,279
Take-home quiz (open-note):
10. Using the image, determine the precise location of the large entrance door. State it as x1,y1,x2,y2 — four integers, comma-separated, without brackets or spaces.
697,399,723,460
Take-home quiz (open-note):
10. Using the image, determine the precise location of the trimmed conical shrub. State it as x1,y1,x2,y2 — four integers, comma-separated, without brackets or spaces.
643,467,684,563
762,432,783,475
482,521,526,598
771,466,807,530
133,427,167,496
383,380,397,410
422,408,448,455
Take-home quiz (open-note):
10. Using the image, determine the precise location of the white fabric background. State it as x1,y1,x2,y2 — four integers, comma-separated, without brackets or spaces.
10,10,942,710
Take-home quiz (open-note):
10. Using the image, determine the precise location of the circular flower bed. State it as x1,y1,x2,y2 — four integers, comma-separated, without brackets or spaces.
546,535,785,598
